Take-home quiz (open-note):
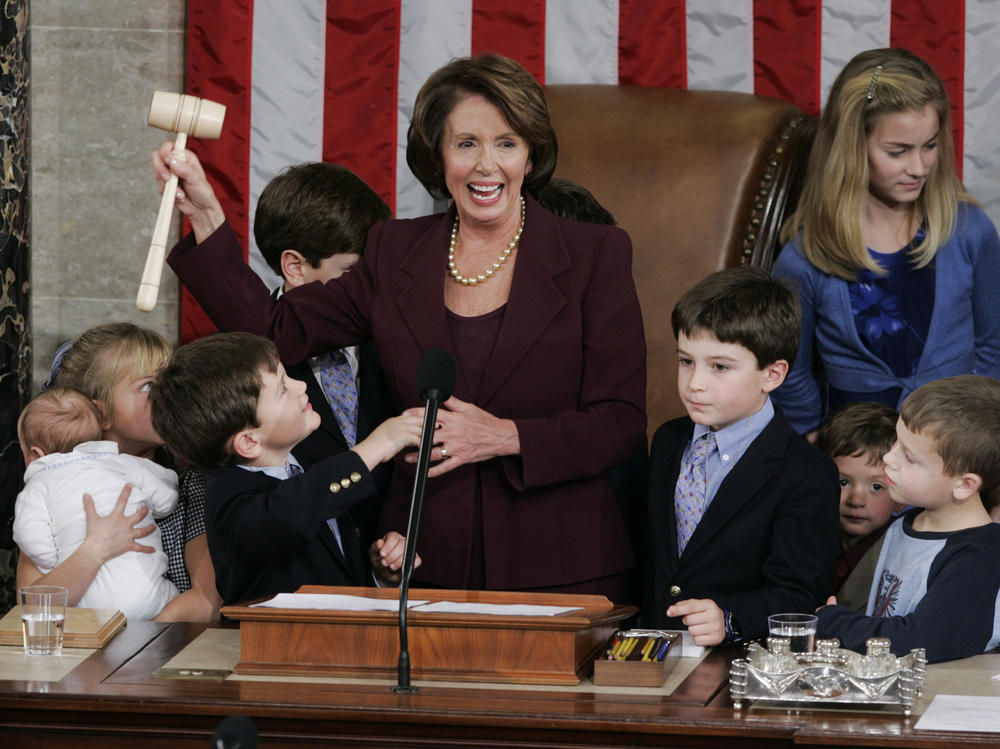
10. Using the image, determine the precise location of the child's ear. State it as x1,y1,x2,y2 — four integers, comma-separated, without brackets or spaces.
280,250,308,288
92,398,113,432
231,428,262,462
953,472,984,502
761,359,789,393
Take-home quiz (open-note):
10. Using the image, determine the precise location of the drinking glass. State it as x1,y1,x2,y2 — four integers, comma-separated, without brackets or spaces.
19,586,68,656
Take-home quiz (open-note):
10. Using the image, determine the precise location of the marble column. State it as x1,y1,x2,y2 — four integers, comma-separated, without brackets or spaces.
0,0,30,611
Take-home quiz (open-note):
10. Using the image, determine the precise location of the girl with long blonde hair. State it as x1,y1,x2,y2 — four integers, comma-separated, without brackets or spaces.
773,48,1000,436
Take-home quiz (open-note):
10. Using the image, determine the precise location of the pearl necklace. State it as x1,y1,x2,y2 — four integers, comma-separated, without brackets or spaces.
447,196,526,286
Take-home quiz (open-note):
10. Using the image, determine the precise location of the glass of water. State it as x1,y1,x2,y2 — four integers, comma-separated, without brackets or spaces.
767,613,818,653
19,586,68,656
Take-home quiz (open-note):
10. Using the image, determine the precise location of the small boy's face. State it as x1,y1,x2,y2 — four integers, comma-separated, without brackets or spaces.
676,331,785,431
882,419,957,509
835,452,896,543
251,363,321,465
291,252,360,287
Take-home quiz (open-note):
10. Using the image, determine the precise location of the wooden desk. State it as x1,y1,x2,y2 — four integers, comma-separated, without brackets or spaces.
0,622,996,748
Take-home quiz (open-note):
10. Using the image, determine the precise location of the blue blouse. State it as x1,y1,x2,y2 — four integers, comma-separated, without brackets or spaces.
833,234,936,411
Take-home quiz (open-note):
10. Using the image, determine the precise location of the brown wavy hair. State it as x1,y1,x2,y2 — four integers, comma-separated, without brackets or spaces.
406,54,557,200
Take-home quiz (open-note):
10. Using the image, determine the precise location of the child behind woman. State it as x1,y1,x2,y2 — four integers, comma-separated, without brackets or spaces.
14,388,179,620
817,401,902,609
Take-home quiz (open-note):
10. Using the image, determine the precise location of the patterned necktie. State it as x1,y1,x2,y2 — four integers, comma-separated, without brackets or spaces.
674,432,716,555
287,462,303,477
316,349,358,447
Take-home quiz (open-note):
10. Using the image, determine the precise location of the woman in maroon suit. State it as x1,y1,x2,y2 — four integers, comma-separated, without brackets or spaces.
154,54,646,601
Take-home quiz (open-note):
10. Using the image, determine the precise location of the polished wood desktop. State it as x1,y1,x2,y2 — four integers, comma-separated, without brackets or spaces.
0,621,997,748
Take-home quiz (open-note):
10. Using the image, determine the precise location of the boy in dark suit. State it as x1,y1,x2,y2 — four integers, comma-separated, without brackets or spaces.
150,332,421,607
253,162,394,543
173,160,395,556
642,267,839,645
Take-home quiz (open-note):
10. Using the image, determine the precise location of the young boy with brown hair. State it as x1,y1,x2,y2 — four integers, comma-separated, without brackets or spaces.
642,267,840,645
150,332,421,607
816,401,903,609
817,375,1000,662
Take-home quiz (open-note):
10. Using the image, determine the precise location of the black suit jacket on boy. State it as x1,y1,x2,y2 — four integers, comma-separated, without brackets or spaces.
285,340,393,548
641,408,839,640
205,451,375,607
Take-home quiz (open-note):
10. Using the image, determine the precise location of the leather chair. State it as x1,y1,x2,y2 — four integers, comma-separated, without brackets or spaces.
544,85,815,436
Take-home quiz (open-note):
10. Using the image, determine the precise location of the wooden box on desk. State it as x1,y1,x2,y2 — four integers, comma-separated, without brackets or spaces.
222,586,636,685
593,633,681,687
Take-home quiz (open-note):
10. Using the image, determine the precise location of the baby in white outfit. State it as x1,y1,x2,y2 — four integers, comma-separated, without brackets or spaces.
14,388,179,620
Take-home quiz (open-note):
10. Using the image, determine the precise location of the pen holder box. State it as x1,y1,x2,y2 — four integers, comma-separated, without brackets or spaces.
592,632,680,687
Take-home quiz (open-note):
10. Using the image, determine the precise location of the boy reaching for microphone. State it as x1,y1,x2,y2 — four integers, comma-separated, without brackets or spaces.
150,332,422,607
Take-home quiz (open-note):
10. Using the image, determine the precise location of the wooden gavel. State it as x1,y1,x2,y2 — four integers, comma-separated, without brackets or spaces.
137,91,226,312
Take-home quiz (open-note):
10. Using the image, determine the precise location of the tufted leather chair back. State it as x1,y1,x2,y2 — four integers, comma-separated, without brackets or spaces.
544,85,815,435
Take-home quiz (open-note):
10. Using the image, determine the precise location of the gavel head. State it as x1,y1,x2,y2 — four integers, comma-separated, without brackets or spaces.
148,91,226,139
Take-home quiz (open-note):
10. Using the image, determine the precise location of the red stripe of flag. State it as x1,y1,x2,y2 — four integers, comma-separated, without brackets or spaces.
753,0,821,116
183,0,254,342
324,1,401,214
618,0,686,88
890,0,965,176
471,0,546,84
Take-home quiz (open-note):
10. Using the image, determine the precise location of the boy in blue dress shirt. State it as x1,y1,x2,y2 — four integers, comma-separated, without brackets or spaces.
150,332,421,607
642,267,839,645
817,375,1000,663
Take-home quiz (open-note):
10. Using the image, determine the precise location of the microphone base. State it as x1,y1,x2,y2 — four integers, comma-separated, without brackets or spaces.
390,684,419,694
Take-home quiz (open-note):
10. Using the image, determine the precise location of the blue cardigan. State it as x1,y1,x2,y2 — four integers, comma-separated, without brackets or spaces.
772,202,1000,434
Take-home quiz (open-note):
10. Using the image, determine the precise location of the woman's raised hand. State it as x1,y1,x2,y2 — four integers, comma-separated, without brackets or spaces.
151,142,226,241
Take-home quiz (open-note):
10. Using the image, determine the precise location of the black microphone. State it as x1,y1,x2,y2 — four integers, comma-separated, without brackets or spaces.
415,348,455,404
212,715,257,749
392,349,454,693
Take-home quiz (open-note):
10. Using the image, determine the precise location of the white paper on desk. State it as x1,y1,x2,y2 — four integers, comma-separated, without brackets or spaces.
412,601,581,616
250,593,428,611
916,695,1000,732
679,631,706,658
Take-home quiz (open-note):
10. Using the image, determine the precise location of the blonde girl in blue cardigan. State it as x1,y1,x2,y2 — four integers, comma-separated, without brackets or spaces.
773,47,1000,437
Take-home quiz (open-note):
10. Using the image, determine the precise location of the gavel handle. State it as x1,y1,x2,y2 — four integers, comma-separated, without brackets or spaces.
137,132,188,312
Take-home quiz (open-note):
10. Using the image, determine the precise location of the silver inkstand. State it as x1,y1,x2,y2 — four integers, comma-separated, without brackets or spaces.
730,637,926,715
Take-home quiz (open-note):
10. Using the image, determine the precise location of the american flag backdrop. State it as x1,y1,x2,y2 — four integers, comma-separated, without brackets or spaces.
182,0,1000,340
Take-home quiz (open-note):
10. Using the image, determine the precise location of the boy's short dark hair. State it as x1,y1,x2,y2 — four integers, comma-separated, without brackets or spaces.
900,375,1000,493
817,401,898,464
254,162,391,276
150,333,280,469
533,178,616,225
671,267,801,368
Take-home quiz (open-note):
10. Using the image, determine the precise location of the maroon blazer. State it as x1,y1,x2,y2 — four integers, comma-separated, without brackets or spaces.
168,194,647,590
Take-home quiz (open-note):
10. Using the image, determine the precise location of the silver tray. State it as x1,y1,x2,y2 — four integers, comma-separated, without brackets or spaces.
730,636,926,715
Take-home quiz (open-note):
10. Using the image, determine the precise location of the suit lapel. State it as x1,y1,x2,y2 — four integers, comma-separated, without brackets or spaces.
394,210,456,369
316,517,356,580
478,197,570,405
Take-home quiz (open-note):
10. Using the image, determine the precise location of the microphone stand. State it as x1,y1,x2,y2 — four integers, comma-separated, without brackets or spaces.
391,388,444,694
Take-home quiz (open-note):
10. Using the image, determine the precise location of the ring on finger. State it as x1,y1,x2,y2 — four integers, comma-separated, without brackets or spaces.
440,445,449,458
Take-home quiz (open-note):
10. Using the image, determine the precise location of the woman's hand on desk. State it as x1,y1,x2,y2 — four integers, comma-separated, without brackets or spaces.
404,397,520,477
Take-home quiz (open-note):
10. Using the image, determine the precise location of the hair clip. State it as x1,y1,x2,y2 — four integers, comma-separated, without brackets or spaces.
866,65,883,102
